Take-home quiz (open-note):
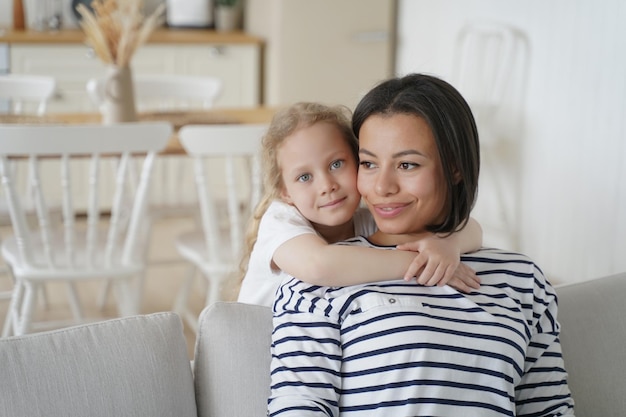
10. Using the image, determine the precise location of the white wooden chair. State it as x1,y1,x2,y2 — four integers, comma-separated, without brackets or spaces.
0,74,57,116
0,74,57,225
0,122,172,336
174,124,267,331
451,21,529,250
86,74,223,237
86,74,223,309
0,74,57,332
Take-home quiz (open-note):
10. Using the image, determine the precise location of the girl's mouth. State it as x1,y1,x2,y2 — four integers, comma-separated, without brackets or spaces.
320,197,346,209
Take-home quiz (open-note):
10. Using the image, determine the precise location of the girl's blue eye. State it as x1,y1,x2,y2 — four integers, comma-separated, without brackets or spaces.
297,173,312,182
330,160,344,170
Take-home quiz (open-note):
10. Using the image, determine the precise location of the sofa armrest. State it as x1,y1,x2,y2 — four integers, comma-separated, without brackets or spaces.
556,272,626,417
193,302,273,417
0,312,197,417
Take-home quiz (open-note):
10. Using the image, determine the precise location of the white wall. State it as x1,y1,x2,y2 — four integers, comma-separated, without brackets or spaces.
396,0,626,284
0,1,11,28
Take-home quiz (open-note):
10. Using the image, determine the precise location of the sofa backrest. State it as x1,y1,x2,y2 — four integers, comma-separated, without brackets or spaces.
193,302,273,417
0,312,197,417
556,272,626,417
194,274,626,417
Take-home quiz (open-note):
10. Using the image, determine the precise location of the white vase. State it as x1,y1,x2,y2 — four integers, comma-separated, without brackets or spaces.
102,65,137,124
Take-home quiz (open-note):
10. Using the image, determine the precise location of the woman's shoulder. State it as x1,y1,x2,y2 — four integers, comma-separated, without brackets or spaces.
463,247,554,293
462,247,539,272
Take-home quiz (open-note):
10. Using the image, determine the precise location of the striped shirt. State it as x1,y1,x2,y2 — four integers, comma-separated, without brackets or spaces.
268,238,575,417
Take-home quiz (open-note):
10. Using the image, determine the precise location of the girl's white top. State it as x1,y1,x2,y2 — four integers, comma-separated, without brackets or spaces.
237,200,376,307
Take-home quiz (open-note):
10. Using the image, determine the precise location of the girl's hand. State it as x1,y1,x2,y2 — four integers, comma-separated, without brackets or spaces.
397,237,480,293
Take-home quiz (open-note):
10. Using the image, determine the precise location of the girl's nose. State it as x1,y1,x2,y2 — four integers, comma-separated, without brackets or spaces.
319,173,338,194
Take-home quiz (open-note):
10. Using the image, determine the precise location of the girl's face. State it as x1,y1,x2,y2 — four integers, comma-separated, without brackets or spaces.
357,113,448,243
278,122,360,229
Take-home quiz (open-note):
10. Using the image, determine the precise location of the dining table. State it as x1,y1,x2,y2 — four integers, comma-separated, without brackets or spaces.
0,107,277,155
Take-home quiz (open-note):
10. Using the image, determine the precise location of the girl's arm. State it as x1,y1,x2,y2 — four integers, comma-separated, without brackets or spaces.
272,217,482,292
397,217,483,287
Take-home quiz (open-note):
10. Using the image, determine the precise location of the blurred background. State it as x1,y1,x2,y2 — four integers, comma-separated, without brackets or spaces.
1,0,624,285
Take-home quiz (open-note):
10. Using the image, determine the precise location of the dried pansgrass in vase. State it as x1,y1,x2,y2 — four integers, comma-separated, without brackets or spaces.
77,0,165,67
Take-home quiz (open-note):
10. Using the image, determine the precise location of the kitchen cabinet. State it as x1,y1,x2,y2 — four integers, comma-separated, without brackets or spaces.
9,42,260,111
3,29,262,212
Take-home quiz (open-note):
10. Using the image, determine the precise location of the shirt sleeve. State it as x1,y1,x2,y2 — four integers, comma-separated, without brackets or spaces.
256,201,317,273
268,279,342,417
515,265,576,417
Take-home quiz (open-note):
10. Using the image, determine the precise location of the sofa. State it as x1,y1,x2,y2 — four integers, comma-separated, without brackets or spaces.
1,272,624,417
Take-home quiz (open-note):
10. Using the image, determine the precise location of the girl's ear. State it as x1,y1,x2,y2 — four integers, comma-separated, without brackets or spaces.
280,188,294,205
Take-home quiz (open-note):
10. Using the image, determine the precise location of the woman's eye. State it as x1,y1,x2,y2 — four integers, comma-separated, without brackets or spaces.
330,160,344,170
359,161,376,169
399,162,418,170
297,173,312,183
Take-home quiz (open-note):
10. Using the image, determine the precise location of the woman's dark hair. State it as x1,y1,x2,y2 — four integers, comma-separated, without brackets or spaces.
352,73,480,234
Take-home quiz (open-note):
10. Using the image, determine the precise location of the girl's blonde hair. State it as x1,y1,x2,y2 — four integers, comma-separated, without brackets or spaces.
237,102,358,289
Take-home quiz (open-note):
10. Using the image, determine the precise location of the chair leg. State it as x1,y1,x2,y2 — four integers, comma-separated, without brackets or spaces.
205,275,223,308
2,280,22,338
96,280,112,311
65,282,84,321
38,284,50,310
174,264,198,330
114,277,141,317
16,282,36,336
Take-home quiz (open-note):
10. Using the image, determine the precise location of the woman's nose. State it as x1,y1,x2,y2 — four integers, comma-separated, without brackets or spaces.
375,168,398,196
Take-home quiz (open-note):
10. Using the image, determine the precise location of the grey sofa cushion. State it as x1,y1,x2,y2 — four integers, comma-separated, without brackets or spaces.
557,272,626,417
193,302,273,417
0,312,197,417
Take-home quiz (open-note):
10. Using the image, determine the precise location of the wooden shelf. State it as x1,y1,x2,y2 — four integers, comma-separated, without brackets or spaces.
0,28,263,45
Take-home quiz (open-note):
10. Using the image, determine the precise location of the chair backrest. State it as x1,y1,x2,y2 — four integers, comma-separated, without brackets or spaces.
0,123,172,273
194,302,273,417
86,74,224,210
0,74,57,115
86,74,222,111
451,21,527,122
178,124,267,266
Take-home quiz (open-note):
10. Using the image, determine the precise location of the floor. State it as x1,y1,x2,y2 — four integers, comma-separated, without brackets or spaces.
0,217,223,359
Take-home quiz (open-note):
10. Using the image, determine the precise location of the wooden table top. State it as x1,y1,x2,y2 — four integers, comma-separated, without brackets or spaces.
0,107,276,155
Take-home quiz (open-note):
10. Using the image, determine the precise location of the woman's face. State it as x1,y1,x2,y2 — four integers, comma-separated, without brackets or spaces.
357,113,448,241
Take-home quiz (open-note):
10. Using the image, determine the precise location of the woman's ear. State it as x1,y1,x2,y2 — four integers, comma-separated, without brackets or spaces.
452,167,462,184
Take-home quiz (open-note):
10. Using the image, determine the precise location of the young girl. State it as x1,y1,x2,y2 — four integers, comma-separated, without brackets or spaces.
237,102,482,307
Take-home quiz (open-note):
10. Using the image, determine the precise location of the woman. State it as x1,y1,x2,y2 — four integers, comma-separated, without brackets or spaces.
268,74,575,417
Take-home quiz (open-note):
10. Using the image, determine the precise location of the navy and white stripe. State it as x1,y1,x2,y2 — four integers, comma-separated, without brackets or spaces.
268,240,575,417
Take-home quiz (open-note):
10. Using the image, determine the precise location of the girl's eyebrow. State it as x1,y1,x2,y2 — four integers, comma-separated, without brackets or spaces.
359,148,426,158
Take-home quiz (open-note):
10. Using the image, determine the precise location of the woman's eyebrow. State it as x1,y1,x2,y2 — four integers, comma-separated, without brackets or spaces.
393,150,426,158
359,148,425,158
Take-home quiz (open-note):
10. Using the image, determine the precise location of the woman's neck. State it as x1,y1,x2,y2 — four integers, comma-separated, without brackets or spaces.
368,230,432,246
